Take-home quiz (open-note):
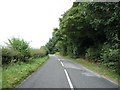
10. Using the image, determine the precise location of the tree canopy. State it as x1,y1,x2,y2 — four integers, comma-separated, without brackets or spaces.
46,2,120,73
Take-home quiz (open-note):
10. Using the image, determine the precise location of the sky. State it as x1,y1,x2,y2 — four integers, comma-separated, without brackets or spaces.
0,0,75,48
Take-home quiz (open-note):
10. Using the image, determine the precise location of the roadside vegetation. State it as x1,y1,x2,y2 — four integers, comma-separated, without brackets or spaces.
46,2,120,84
3,56,48,88
56,52,119,84
2,37,49,88
0,49,2,89
0,67,2,89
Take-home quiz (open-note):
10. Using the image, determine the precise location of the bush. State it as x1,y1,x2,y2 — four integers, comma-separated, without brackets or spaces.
2,38,49,65
85,46,101,62
8,38,30,62
2,37,31,64
39,46,48,56
85,42,119,73
2,48,20,64
30,49,42,58
100,43,119,73
30,46,48,58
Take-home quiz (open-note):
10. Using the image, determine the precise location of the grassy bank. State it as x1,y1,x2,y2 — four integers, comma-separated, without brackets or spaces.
56,53,119,84
0,67,2,89
2,56,49,88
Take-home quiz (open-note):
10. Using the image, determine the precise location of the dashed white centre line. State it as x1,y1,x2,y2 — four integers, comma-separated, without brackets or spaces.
58,58,74,90
60,62,64,67
64,69,74,90
58,59,60,61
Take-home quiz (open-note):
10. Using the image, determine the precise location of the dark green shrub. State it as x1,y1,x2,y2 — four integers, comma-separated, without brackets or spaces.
2,48,11,64
100,43,119,73
85,47,101,62
2,48,20,64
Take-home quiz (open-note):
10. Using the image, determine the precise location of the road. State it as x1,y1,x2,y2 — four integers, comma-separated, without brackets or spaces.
17,55,119,89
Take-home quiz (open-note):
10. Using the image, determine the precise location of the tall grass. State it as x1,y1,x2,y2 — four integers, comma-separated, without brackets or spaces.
0,67,2,89
2,56,49,88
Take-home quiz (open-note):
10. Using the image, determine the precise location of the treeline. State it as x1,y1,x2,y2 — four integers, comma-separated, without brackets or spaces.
46,2,120,73
2,38,48,65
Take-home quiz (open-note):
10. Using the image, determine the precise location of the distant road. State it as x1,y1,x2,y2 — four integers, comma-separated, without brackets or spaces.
17,55,119,89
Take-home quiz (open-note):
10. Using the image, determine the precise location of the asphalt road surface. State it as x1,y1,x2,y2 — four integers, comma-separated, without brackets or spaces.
17,55,119,89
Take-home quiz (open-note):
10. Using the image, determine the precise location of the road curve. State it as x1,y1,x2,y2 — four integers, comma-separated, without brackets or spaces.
16,55,119,89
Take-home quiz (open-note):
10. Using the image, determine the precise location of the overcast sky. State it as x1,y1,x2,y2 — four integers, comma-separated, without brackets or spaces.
0,0,75,48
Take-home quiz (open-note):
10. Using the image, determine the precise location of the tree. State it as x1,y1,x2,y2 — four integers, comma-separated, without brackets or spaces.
46,2,119,73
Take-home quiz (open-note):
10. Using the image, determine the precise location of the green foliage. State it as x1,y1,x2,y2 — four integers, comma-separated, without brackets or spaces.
46,2,119,73
85,45,102,62
30,49,43,58
100,43,119,73
2,48,20,64
3,56,48,88
46,28,60,54
0,48,1,89
7,38,30,62
2,37,49,88
61,55,120,84
40,46,48,56
85,48,96,60
2,37,48,65
30,46,48,58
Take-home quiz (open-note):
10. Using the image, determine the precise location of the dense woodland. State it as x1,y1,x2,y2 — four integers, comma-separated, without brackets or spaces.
46,2,120,74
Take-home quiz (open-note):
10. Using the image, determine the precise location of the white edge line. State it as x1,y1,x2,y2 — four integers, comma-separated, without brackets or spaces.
64,69,74,90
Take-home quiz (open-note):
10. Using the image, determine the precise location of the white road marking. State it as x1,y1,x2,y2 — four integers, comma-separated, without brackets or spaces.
58,59,64,67
58,57,118,86
58,59,60,61
64,69,74,90
60,62,64,67
58,58,74,89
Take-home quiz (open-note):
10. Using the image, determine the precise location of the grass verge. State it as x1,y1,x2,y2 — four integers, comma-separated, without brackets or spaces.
57,54,120,84
2,56,49,88
0,67,2,89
